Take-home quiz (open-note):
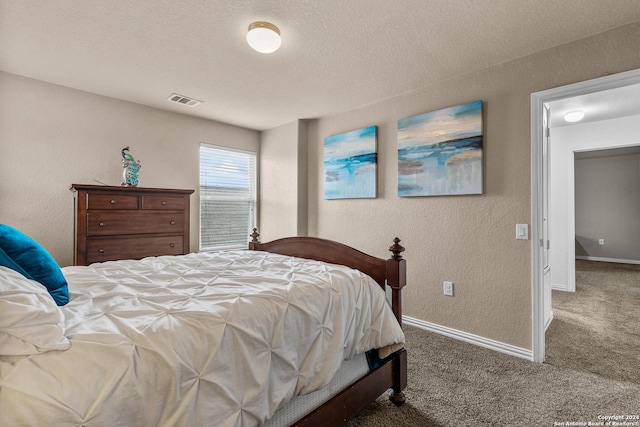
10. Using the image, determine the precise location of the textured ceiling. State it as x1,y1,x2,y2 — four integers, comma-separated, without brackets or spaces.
1,0,640,131
548,83,640,128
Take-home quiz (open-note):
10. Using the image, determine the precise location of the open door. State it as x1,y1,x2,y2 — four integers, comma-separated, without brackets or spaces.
542,104,552,332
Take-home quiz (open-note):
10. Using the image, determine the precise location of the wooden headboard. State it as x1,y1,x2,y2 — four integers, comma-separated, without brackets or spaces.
248,229,406,327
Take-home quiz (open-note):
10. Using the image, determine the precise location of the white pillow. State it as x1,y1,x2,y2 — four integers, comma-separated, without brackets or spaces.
0,266,71,355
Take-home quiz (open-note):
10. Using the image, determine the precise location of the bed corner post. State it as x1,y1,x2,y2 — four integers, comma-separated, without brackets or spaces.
387,237,407,407
248,228,260,250
386,238,406,328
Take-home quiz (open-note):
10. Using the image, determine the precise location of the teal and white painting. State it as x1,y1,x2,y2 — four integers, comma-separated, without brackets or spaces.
398,100,483,197
324,126,377,199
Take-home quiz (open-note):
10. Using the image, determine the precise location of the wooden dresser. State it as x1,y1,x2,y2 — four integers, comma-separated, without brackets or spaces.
70,184,194,266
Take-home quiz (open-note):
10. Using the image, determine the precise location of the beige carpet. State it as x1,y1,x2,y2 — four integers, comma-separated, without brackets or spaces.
348,260,640,426
546,260,640,383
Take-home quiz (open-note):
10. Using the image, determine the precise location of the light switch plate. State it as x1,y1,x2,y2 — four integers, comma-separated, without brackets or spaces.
443,281,454,296
516,224,529,240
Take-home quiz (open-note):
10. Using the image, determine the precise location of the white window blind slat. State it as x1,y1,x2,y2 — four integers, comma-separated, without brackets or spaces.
200,143,257,250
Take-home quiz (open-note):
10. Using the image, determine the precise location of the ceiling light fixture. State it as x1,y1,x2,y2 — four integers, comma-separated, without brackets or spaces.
246,21,281,54
564,110,585,123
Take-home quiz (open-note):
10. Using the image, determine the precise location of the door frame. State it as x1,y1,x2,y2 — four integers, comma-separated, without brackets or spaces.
530,68,640,363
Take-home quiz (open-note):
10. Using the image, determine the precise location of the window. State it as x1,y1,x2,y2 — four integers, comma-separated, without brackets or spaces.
199,143,257,250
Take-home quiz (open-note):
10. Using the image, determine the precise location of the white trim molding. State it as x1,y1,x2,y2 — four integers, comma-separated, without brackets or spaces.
544,311,554,332
552,282,570,292
576,256,640,265
403,316,533,361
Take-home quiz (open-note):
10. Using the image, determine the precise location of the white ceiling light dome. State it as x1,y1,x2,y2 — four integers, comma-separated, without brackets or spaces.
564,110,585,123
246,21,281,54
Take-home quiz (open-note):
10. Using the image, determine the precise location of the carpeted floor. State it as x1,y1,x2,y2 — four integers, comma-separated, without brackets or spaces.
348,260,640,427
546,260,640,383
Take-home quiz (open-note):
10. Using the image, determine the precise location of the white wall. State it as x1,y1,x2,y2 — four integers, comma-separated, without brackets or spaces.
549,115,640,291
0,71,259,266
259,119,308,241
575,153,640,262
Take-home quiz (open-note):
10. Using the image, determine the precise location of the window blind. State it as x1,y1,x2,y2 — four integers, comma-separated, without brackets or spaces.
199,143,257,250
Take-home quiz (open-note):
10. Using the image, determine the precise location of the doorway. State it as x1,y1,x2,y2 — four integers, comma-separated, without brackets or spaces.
530,68,640,363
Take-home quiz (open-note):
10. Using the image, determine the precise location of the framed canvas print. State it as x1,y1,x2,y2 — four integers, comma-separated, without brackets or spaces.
324,125,377,199
397,100,483,197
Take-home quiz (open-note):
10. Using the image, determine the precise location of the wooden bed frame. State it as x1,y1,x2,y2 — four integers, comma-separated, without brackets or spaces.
248,229,407,426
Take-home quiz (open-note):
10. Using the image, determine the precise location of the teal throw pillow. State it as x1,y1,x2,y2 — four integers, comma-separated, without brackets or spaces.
0,224,69,306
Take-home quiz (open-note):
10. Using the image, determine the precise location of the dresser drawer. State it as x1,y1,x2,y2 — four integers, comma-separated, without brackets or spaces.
86,236,184,263
141,195,185,210
86,211,185,236
87,193,139,210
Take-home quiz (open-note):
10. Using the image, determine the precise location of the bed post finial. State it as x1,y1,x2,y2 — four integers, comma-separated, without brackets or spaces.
386,237,406,329
250,228,260,243
389,237,405,261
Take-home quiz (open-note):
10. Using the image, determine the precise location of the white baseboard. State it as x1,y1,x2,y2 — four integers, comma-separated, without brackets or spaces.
403,316,533,361
575,256,640,265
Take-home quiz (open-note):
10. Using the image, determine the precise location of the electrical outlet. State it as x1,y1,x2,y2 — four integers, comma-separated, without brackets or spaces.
598,239,605,246
443,281,454,296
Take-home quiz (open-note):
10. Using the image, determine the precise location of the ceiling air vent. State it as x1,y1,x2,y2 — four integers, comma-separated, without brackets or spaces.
167,93,202,107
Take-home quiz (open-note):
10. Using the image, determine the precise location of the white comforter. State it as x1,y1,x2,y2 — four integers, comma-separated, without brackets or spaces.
0,250,404,427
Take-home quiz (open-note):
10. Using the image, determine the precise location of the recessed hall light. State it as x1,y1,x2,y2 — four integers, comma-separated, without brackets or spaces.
564,110,585,123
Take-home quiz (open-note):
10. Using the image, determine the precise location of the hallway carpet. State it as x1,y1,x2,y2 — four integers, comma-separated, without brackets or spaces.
546,260,640,383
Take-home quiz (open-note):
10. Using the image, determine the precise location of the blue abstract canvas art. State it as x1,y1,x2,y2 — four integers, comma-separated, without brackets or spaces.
324,126,377,199
397,100,483,197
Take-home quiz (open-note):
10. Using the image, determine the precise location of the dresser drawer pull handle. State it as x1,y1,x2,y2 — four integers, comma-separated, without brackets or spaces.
98,249,105,255
161,200,166,206
99,222,106,227
110,199,117,205
170,220,176,225
169,243,175,248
